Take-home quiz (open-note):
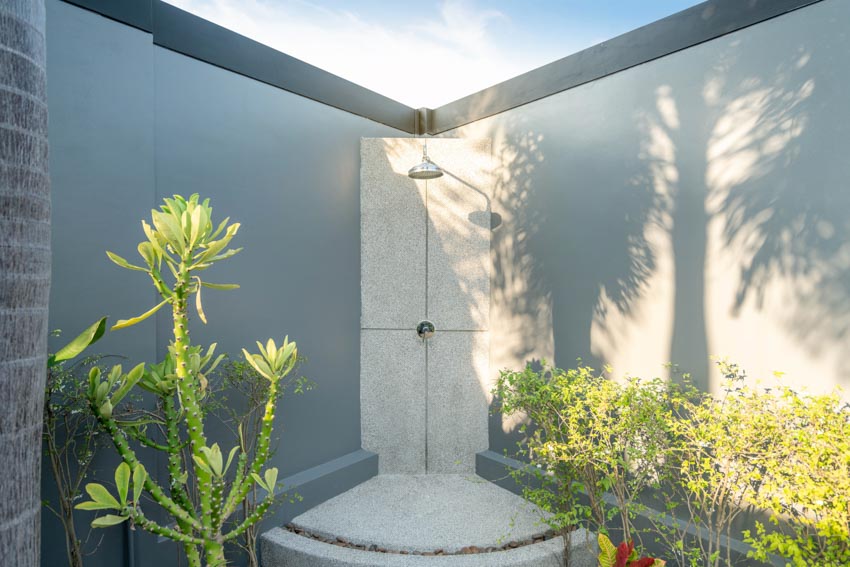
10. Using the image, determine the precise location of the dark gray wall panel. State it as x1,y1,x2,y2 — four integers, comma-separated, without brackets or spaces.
45,1,155,566
153,1,415,133
62,0,151,31
54,1,415,133
47,0,156,364
152,46,402,477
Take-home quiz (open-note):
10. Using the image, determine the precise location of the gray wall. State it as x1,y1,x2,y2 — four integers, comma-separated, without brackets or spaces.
45,1,403,565
444,0,850,455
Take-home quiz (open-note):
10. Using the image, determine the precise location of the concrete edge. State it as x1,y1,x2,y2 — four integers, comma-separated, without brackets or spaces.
475,451,541,496
261,527,598,567
428,0,826,134
275,449,379,524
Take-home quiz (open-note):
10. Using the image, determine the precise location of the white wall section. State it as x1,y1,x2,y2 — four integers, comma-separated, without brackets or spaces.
442,0,850,458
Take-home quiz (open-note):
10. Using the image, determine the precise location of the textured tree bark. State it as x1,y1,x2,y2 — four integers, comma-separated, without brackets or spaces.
0,1,49,565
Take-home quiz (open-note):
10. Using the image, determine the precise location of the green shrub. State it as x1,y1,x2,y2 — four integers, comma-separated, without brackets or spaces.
741,382,850,566
44,319,109,567
494,362,673,546
655,362,783,567
495,359,850,567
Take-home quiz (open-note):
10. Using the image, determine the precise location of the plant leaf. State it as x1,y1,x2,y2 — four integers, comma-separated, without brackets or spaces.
224,446,239,475
207,248,242,263
200,282,240,290
142,220,167,255
151,210,184,255
242,349,274,381
250,472,268,492
115,463,131,506
106,251,147,272
138,241,157,268
189,204,202,248
133,464,146,505
195,282,207,325
112,299,169,330
95,382,109,405
91,514,129,528
87,367,101,399
99,399,113,419
192,455,212,475
50,317,107,366
598,533,617,567
264,468,278,494
200,444,223,476
615,541,634,567
75,501,114,511
110,362,145,406
208,216,230,240
85,483,120,509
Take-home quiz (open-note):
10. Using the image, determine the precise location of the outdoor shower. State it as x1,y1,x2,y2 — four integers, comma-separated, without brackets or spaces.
407,142,443,179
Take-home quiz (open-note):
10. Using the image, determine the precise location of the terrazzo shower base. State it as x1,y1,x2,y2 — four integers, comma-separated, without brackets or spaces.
260,474,596,567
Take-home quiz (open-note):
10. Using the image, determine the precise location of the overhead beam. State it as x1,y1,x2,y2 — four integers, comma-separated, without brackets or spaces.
428,0,825,134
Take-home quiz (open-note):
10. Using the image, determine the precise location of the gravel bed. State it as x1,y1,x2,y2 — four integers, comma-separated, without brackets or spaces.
282,524,571,556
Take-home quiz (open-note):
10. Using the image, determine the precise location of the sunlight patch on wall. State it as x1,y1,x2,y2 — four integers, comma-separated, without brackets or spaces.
591,90,677,384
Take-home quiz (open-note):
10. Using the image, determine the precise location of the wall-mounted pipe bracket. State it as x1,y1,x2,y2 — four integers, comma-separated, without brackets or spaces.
414,107,435,136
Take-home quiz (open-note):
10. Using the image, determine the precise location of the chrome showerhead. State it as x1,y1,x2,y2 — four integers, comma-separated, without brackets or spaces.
408,144,443,180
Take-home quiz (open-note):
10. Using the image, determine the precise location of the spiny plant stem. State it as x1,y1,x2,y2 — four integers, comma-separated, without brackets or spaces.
80,195,299,566
95,411,204,532
223,380,279,518
171,268,224,564
164,393,201,563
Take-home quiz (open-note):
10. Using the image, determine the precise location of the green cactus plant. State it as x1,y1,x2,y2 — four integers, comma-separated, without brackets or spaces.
76,194,298,567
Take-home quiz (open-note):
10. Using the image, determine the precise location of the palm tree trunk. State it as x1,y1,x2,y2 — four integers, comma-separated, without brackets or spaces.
0,1,50,565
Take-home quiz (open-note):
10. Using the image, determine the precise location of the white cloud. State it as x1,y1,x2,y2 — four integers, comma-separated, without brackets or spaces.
164,0,551,108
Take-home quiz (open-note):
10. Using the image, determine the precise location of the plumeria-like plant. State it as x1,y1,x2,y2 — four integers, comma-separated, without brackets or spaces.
76,195,298,566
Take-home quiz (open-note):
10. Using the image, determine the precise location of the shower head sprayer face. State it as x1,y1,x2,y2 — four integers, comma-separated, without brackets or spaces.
408,144,443,180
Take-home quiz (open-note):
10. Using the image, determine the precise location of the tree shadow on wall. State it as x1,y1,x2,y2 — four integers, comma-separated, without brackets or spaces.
485,110,665,454
488,106,666,377
489,8,848,402
710,22,850,384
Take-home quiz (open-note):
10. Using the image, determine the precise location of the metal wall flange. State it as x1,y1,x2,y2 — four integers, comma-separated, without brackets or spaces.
417,320,435,339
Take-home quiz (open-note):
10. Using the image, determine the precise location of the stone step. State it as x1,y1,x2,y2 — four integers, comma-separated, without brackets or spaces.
260,474,597,567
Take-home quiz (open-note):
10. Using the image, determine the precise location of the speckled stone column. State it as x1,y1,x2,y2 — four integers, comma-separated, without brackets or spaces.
360,138,492,474
0,0,50,565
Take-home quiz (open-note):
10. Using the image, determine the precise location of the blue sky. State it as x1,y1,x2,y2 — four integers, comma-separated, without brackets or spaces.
165,0,700,107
